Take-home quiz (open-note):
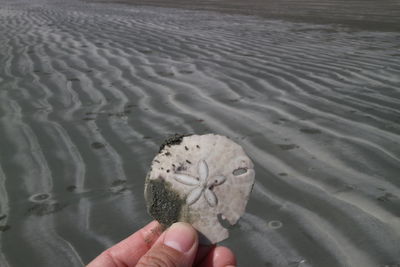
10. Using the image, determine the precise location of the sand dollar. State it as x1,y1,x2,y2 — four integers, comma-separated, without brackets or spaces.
144,134,255,244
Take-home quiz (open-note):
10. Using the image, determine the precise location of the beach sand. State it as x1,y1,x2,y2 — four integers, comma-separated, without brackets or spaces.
0,0,399,266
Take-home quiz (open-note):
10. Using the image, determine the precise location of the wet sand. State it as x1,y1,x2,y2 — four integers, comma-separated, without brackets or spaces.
0,0,400,266
90,0,400,31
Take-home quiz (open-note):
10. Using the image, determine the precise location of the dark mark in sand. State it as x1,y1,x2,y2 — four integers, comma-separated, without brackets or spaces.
83,117,96,121
91,142,105,149
179,70,194,74
66,185,76,192
27,202,67,216
377,193,397,202
111,179,127,194
278,144,299,150
0,225,11,232
111,179,127,186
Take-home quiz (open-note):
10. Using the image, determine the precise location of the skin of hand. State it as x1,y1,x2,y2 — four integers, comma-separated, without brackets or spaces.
87,220,236,267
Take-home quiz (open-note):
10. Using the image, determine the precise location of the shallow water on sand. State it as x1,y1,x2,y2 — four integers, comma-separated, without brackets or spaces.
0,0,400,266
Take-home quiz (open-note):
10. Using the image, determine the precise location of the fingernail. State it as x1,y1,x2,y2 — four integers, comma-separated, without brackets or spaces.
164,222,196,253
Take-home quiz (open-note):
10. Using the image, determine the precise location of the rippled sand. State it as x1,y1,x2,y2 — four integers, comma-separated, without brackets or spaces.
0,0,399,266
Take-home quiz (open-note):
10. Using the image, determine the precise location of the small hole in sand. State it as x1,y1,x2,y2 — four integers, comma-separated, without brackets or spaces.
268,220,282,229
30,193,50,202
233,168,247,176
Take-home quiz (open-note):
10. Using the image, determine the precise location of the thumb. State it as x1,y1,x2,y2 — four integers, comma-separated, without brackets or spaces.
136,222,198,267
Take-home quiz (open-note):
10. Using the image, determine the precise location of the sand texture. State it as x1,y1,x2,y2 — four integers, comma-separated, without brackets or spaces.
0,0,400,266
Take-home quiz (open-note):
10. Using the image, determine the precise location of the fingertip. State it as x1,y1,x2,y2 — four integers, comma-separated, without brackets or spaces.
194,244,215,265
200,246,236,267
136,222,199,267
213,246,236,266
163,222,198,253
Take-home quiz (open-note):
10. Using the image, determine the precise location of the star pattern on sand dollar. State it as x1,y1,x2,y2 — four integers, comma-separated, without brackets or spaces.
174,160,226,207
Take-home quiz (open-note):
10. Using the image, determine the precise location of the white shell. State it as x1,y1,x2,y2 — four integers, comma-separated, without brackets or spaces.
186,187,203,205
204,188,218,207
198,160,208,182
174,174,200,186
145,134,255,244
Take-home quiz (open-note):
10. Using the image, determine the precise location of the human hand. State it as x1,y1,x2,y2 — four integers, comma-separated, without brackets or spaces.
87,220,236,267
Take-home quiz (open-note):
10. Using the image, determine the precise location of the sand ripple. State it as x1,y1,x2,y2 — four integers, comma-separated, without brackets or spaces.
0,0,399,266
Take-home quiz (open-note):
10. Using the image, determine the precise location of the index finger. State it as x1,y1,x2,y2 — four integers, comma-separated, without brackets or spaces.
87,220,163,267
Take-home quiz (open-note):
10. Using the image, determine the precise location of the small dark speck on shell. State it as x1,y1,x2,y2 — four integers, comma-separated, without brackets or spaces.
159,134,191,153
196,145,200,149
145,178,185,227
176,164,186,171
186,160,192,164
185,146,189,151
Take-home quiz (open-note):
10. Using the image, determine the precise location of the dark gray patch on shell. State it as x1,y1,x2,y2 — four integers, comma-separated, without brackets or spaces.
145,178,186,227
159,134,192,153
